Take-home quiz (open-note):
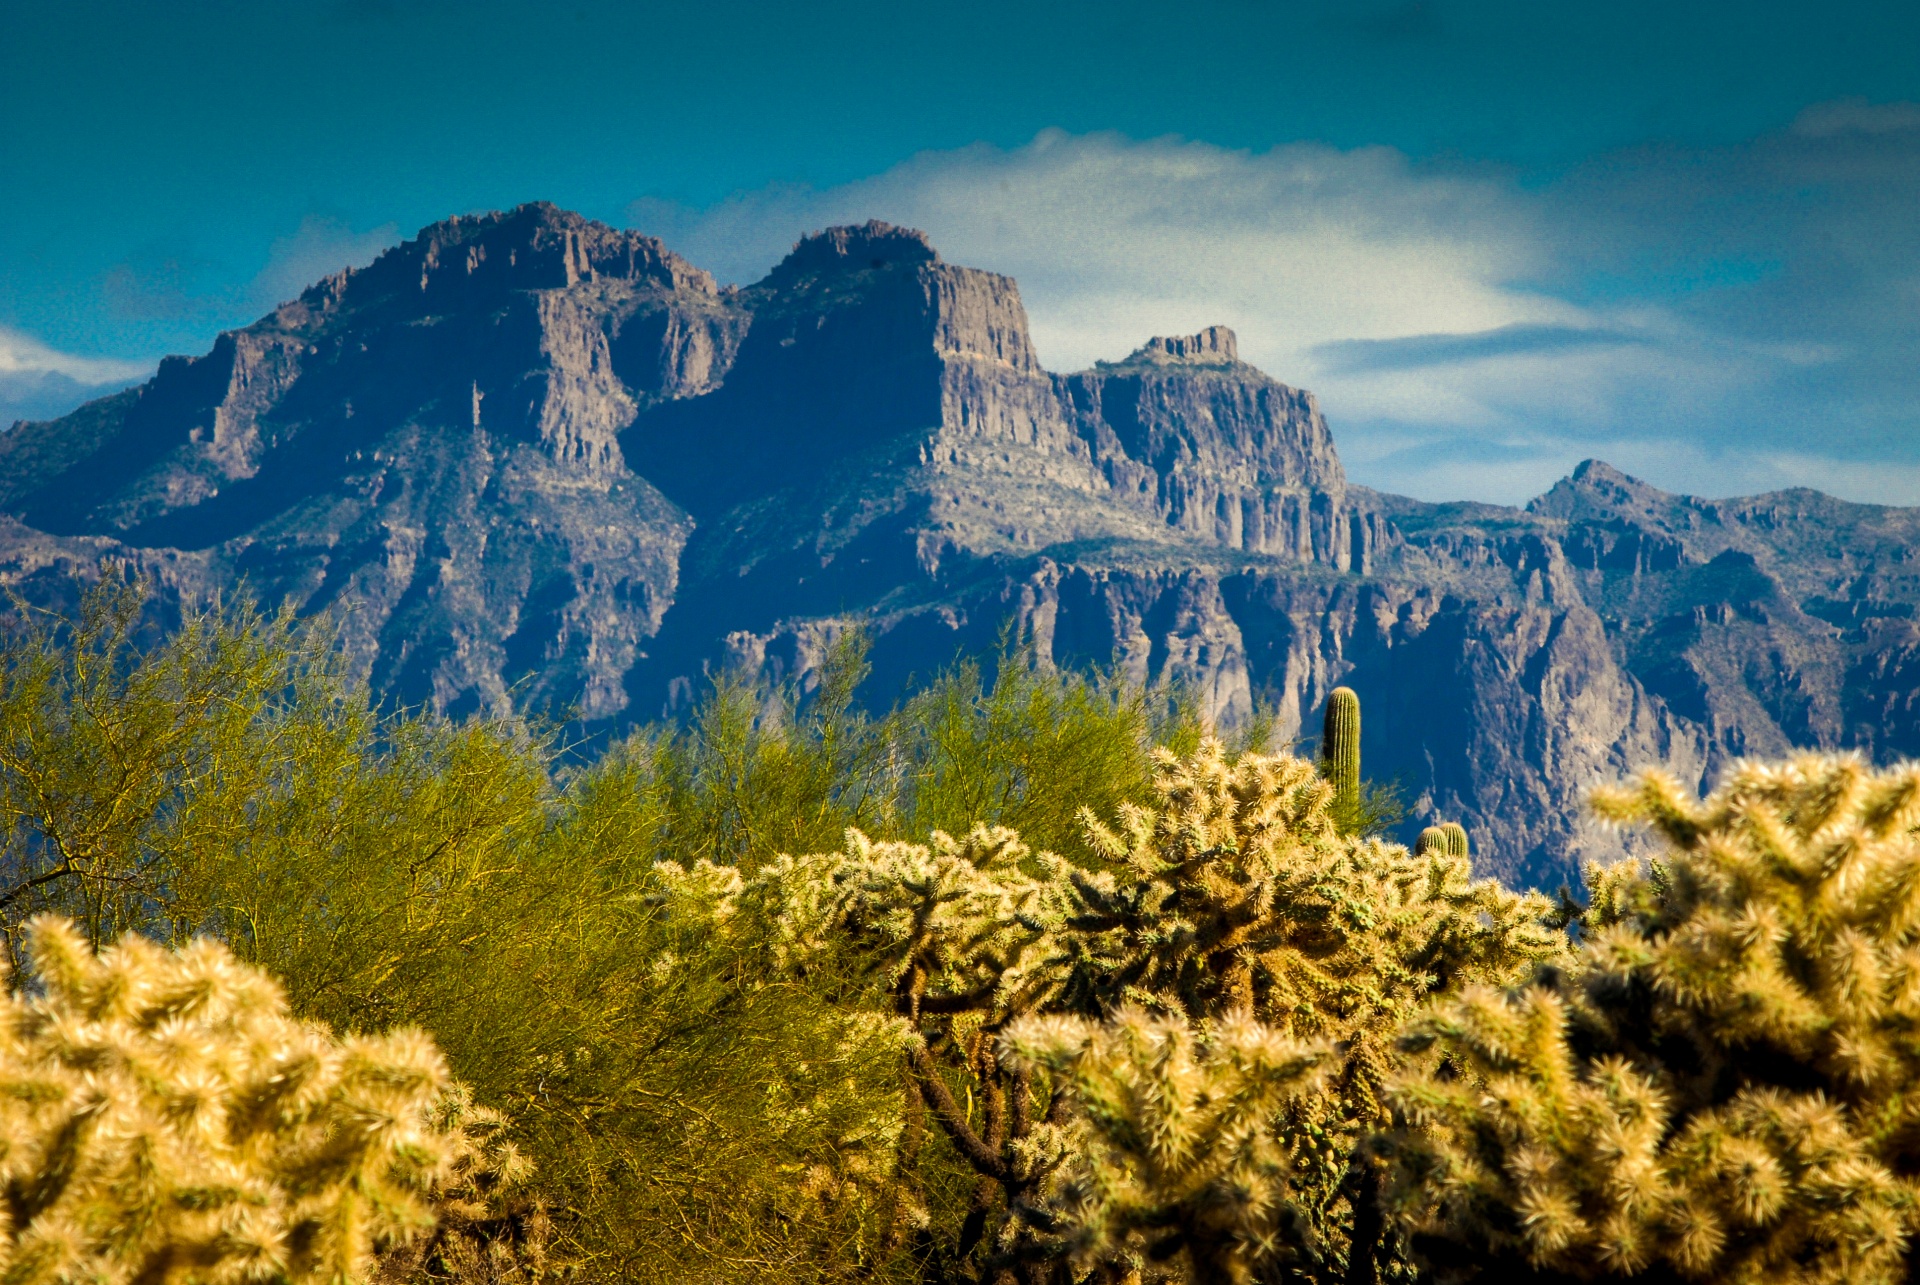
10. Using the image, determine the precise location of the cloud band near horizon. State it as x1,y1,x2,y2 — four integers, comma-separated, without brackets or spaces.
9,104,1918,508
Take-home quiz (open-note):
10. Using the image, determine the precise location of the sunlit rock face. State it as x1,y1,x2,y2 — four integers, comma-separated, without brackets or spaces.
7,204,1920,888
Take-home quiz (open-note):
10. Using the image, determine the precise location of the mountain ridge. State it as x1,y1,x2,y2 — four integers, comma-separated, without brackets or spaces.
5,202,1918,889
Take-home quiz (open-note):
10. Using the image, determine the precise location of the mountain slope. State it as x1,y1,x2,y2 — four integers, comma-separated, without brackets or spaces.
6,204,1918,888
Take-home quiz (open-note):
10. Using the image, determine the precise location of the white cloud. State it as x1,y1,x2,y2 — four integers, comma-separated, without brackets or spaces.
635,130,1574,375
0,327,150,426
627,114,1920,507
0,326,148,384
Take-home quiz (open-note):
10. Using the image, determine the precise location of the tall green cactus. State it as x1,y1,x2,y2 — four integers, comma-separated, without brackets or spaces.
1320,686,1362,815
1414,825,1448,856
1440,820,1469,857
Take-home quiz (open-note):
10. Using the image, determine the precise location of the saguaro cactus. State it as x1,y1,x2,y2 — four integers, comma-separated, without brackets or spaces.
1321,686,1362,816
1439,821,1469,857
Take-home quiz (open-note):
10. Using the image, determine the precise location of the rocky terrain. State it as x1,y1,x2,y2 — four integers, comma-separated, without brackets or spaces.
5,202,1918,888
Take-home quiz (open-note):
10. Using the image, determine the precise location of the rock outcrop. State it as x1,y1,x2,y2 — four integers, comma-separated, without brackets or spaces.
5,204,1918,889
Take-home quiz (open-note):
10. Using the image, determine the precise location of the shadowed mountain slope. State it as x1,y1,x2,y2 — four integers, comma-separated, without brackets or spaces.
6,204,1918,888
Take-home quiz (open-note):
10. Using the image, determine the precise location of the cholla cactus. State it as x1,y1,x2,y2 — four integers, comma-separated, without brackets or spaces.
1385,753,1920,1284
1053,741,1565,1280
1003,1007,1330,1285
740,743,1564,1281
0,915,481,1285
1069,740,1562,1041
1070,743,1350,1022
372,1085,548,1285
829,825,1069,1024
734,826,1080,1264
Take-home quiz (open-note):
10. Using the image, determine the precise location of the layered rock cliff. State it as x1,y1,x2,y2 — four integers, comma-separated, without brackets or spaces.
5,203,1917,889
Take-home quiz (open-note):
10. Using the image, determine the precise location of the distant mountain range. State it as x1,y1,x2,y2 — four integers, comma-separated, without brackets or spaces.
6,201,1919,888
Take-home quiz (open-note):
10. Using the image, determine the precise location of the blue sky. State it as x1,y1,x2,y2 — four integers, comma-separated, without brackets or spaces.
3,0,1917,504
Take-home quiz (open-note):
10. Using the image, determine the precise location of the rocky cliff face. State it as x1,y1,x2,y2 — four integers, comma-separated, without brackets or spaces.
5,204,1917,889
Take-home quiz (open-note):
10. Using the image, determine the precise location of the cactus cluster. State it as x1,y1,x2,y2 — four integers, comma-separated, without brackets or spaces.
0,915,493,1285
1385,753,1920,1284
713,734,1564,1281
1417,823,1469,859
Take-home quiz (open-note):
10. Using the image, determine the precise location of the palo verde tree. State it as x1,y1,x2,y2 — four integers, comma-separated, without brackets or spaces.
1383,753,1920,1285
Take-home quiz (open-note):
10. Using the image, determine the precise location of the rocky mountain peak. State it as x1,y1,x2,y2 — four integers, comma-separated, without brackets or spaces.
1527,459,1667,520
1122,325,1241,367
326,202,717,319
766,221,940,284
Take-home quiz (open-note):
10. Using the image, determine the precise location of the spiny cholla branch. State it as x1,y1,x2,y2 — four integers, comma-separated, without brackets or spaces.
0,915,505,1285
1003,1007,1328,1285
1385,753,1920,1285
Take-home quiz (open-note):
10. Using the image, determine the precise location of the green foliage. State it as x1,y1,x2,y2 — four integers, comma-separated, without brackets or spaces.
0,573,346,955
626,639,1195,876
1383,753,1920,1284
0,578,1195,1284
0,914,487,1285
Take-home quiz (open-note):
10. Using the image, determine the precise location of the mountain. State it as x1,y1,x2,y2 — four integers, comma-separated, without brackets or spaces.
6,202,1919,889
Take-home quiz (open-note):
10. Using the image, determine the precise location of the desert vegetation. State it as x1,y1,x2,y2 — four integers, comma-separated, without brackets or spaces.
2,574,1917,1285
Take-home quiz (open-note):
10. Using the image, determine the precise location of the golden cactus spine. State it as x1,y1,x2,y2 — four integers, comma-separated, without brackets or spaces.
1321,686,1362,813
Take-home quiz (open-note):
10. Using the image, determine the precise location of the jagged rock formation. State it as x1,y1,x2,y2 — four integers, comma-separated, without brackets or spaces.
4,204,1917,888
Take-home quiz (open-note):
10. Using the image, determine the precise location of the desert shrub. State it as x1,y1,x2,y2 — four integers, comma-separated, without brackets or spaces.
634,638,1200,875
0,575,346,956
1382,753,1920,1284
0,914,484,1285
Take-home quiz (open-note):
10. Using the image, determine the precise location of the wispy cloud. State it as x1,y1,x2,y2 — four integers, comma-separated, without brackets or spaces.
10,214,401,428
0,327,149,385
629,108,1920,506
1313,324,1641,374
632,130,1573,373
0,327,151,427
250,215,400,310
